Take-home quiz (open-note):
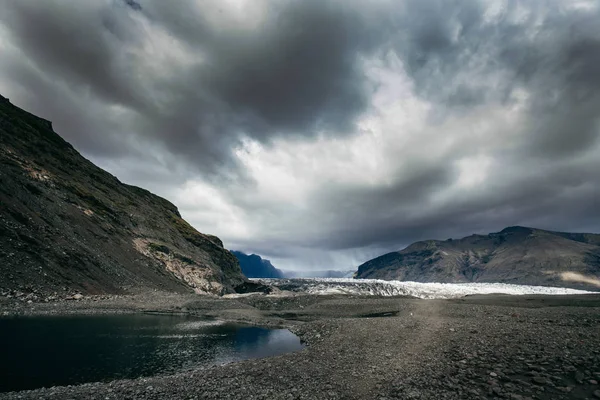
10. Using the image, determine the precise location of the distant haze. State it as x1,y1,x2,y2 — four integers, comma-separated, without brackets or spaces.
282,270,355,279
1,0,599,272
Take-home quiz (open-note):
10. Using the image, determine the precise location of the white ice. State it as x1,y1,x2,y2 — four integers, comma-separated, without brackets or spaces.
252,278,594,299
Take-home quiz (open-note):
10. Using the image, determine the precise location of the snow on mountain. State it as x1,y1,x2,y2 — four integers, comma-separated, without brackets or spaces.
251,278,593,299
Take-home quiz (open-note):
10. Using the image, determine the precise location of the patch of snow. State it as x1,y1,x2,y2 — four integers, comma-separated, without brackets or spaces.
250,278,594,299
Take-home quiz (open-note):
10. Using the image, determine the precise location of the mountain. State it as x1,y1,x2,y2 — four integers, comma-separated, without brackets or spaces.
355,226,600,290
231,251,284,278
0,95,245,296
229,251,354,279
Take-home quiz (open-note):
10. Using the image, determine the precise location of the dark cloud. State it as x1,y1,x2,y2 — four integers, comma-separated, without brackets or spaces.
1,0,599,271
5,0,597,166
0,0,387,173
305,152,600,253
203,2,377,135
390,0,600,156
123,0,142,11
137,0,387,169
1,2,147,110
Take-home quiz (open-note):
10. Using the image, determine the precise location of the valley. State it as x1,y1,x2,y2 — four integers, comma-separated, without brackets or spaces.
1,91,600,400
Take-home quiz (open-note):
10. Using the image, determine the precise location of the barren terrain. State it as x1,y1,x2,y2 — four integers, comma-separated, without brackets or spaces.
1,293,599,400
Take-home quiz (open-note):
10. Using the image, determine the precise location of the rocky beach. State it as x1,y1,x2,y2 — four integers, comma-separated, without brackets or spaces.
1,292,599,400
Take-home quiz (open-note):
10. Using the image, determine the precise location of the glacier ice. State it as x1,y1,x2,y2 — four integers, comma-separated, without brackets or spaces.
250,278,594,299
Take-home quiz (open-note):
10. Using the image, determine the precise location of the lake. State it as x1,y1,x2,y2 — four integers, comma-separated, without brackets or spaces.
0,314,304,393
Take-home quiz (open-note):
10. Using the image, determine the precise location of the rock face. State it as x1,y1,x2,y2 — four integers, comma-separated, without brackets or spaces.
0,95,244,296
231,251,284,278
356,226,600,290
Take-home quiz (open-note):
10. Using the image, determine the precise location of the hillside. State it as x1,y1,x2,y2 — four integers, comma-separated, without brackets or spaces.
0,95,245,297
231,251,284,278
355,226,600,290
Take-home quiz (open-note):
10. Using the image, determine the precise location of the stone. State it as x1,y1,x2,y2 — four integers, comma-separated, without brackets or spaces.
532,376,547,385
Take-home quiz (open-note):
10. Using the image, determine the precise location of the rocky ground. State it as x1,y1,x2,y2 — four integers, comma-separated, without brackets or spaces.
1,293,600,400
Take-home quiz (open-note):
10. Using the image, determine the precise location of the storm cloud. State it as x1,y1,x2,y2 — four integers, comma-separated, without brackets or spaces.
1,0,599,271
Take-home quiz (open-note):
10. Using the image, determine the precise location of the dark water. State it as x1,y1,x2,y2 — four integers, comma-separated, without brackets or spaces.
0,314,304,393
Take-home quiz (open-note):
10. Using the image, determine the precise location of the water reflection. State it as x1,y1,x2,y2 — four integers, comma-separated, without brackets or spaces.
215,327,303,364
0,314,304,393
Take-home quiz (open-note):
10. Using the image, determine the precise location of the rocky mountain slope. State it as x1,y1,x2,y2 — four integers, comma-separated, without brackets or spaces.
356,226,600,290
231,251,284,278
0,95,245,297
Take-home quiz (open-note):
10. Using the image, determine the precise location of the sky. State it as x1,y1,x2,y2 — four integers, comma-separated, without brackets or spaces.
1,0,599,271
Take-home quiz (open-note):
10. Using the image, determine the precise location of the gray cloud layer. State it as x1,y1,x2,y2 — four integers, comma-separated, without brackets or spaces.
1,0,599,270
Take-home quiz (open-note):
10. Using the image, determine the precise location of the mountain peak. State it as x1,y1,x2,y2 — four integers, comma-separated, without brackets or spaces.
232,251,284,279
499,226,534,234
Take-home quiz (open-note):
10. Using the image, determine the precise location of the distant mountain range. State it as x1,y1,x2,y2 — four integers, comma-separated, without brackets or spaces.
231,251,354,279
356,226,600,290
231,251,285,279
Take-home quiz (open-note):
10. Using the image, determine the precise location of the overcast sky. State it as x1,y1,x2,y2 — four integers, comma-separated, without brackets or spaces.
1,0,599,271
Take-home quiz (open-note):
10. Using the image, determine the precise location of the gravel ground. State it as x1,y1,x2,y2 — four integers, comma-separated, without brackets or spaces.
1,293,600,399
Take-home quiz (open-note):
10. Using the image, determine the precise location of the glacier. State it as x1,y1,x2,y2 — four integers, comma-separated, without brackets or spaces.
250,278,594,299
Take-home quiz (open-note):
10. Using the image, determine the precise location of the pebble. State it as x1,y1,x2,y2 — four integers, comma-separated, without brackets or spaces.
531,376,547,385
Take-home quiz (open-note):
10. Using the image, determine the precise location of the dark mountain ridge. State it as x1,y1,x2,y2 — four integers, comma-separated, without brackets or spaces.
0,95,245,297
356,226,600,290
231,251,284,278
